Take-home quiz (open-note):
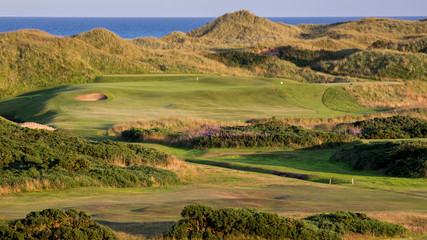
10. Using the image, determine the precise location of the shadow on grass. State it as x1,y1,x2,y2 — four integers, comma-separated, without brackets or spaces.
96,220,175,237
186,159,317,180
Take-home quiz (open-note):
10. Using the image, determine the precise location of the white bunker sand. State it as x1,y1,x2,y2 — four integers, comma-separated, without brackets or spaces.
74,93,108,101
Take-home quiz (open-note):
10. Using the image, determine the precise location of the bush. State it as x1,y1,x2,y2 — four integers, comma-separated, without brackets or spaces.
191,120,350,149
0,118,179,193
166,204,409,239
166,204,340,240
277,45,355,67
121,119,351,149
0,209,118,240
206,51,270,68
121,127,183,143
304,211,408,237
331,141,427,177
352,116,427,139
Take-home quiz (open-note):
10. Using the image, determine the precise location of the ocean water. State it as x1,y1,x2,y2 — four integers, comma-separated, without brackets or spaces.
0,16,424,39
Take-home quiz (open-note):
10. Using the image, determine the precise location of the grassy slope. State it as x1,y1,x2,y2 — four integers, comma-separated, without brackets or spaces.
0,75,380,138
0,29,240,98
316,50,427,81
187,10,301,44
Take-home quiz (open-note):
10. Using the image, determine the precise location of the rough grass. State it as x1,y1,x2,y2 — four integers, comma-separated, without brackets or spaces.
345,81,427,110
0,29,244,98
316,50,427,81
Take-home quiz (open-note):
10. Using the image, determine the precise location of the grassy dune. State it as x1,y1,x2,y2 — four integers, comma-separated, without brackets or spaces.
0,29,242,98
0,10,425,98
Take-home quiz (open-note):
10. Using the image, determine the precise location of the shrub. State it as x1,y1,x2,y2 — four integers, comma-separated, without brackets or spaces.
206,51,270,68
0,118,179,194
121,119,352,149
166,204,341,240
352,116,427,139
0,209,118,240
304,211,408,237
277,45,355,67
330,141,427,177
166,204,409,239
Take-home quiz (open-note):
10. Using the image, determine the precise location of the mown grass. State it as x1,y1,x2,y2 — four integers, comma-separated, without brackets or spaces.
0,75,378,138
190,145,427,191
323,87,370,113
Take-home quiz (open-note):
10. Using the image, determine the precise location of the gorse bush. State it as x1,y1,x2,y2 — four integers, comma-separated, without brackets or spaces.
330,141,427,177
351,116,427,139
192,120,350,149
304,211,409,237
0,208,118,240
166,204,340,240
120,119,352,149
166,204,409,239
277,45,356,67
0,118,179,194
121,127,183,144
207,51,270,68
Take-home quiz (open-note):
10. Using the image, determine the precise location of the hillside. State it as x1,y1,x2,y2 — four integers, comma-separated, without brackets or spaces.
0,29,235,97
315,50,427,81
299,17,427,48
187,10,302,43
0,10,425,98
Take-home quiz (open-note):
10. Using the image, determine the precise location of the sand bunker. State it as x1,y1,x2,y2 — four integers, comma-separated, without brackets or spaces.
19,122,55,131
74,93,108,101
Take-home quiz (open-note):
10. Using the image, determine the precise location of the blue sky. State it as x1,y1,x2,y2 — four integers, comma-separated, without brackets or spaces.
1,0,426,17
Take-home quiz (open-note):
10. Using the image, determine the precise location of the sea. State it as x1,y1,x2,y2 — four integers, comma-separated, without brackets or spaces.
0,16,425,39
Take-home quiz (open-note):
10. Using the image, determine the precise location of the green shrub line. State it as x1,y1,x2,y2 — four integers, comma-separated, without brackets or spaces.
277,45,357,67
120,119,352,149
0,208,118,240
166,204,409,240
0,118,179,193
350,116,427,139
331,141,427,178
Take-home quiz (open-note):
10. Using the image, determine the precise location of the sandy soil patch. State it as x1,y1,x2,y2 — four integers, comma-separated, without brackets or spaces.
19,122,55,131
74,93,108,101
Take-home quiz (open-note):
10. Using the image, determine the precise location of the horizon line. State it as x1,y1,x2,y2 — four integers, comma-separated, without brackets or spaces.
0,15,425,18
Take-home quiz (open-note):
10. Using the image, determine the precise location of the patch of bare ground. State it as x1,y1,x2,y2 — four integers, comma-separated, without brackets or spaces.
74,93,108,101
18,122,55,131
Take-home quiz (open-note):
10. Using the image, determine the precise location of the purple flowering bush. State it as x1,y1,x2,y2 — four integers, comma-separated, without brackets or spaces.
121,119,352,149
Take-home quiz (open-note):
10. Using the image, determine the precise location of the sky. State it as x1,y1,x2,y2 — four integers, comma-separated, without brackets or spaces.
1,0,426,17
